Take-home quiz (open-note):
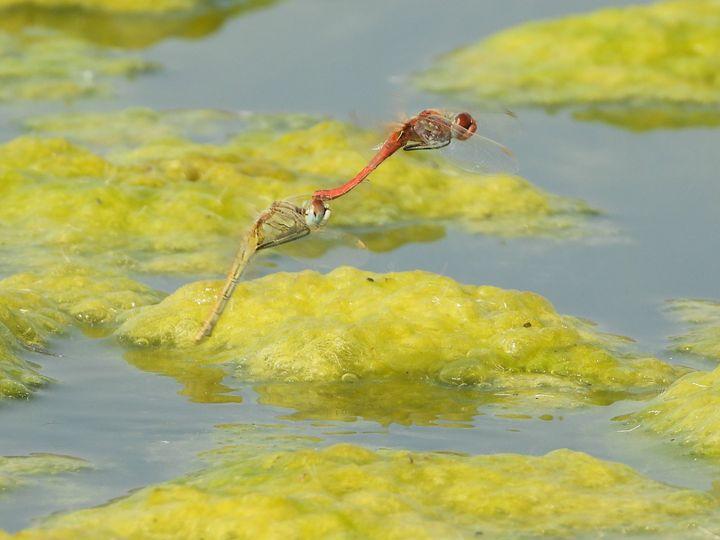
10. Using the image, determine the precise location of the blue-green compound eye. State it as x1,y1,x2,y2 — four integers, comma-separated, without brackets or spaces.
304,199,331,228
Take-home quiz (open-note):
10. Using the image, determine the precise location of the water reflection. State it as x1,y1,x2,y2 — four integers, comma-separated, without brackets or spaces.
573,106,720,132
0,0,279,49
255,380,491,427
124,350,241,404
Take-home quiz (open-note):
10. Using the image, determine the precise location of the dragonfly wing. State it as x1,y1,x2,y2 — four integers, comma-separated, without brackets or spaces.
256,200,311,251
445,131,519,175
417,113,519,175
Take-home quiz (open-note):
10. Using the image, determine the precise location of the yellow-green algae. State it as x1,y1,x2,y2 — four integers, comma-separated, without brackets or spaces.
0,453,90,492
0,264,163,399
416,0,720,130
8,439,720,539
0,29,154,103
624,299,720,457
0,0,277,49
117,268,683,411
629,366,720,459
666,299,720,360
0,0,236,12
5,109,596,275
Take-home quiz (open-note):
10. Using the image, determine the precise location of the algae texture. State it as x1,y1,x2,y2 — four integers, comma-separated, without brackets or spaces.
0,0,278,49
0,453,90,492
117,268,683,413
630,366,720,459
0,1,278,102
626,299,720,457
0,264,164,399
666,299,720,360
416,0,720,130
9,439,720,539
0,30,154,103
5,109,595,275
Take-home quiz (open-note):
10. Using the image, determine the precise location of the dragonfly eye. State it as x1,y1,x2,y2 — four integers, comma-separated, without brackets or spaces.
452,113,477,140
304,199,330,228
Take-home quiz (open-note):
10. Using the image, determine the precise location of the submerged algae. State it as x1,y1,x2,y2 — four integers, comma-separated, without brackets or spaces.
0,453,90,492
416,0,720,130
625,299,720,458
10,441,720,539
630,366,720,459
0,264,163,399
666,299,720,360
4,110,595,275
118,268,683,410
0,30,154,103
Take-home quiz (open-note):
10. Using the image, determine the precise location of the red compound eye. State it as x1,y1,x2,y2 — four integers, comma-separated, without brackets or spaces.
453,112,477,140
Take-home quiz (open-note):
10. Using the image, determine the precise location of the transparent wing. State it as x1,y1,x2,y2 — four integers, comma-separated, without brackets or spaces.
273,194,369,266
255,198,312,251
419,113,519,175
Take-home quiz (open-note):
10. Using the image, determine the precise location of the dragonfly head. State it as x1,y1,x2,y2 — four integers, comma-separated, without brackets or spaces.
304,198,331,229
452,112,477,141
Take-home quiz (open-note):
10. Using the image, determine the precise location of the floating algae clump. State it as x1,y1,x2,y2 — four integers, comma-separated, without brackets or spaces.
416,0,720,130
0,453,90,492
0,264,165,328
666,299,720,360
117,268,683,409
0,0,278,49
0,264,163,399
9,442,720,538
0,30,155,103
625,299,720,457
629,367,720,458
4,109,596,274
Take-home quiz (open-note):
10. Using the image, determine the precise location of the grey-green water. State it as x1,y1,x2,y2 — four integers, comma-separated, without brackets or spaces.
2,0,720,532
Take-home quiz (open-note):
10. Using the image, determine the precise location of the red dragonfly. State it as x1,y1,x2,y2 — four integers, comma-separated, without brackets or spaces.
313,109,518,201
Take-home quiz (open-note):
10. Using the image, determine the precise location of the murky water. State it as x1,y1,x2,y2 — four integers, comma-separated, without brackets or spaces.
1,0,719,532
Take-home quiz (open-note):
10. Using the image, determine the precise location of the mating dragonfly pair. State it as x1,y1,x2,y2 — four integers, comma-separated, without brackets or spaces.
195,109,519,341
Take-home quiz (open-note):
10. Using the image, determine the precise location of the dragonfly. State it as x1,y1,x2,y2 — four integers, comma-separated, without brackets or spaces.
195,196,331,342
313,109,519,201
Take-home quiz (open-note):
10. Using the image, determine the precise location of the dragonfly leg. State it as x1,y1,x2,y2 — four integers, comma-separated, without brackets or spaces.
403,140,451,152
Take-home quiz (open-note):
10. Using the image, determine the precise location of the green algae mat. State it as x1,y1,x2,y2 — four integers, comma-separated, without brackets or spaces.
0,1,277,103
416,0,720,131
118,267,682,401
0,264,163,398
0,453,90,492
5,428,720,539
621,299,720,459
0,0,278,49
